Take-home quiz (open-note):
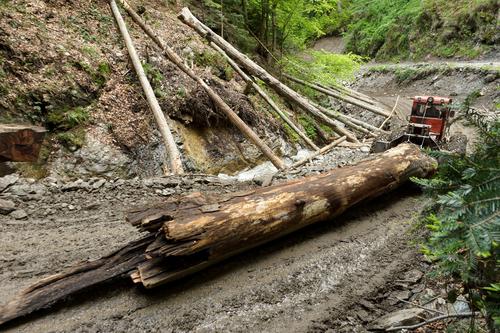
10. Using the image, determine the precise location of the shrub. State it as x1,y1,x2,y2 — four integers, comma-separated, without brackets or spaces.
412,116,500,331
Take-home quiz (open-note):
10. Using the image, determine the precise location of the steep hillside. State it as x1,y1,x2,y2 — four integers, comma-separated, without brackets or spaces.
0,0,293,178
344,0,499,60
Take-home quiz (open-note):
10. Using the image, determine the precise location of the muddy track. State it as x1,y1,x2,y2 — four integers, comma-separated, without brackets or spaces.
1,181,425,332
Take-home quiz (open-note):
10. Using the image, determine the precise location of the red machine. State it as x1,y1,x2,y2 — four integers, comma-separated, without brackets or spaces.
373,96,456,152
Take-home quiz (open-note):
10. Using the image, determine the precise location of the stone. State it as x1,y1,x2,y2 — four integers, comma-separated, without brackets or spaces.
403,269,424,283
389,290,413,304
360,146,370,153
0,174,19,192
0,199,16,214
368,308,426,330
10,209,28,220
92,179,106,190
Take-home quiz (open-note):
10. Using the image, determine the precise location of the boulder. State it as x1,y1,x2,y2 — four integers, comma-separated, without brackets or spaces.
368,308,426,331
0,199,16,214
10,209,28,220
0,174,19,192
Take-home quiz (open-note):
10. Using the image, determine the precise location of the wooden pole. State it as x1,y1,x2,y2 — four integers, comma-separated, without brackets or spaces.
283,74,391,118
209,42,319,150
379,95,400,129
178,8,360,143
109,0,184,175
117,0,285,170
289,136,346,169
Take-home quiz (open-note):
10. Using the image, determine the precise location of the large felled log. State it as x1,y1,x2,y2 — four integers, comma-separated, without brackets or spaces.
178,8,359,143
0,125,46,162
110,0,184,175
115,0,285,170
0,144,436,325
128,143,436,288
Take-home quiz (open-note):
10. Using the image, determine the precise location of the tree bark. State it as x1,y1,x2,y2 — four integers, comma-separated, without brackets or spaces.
178,7,360,143
209,42,319,150
117,0,285,170
0,125,46,162
284,74,391,118
110,0,184,175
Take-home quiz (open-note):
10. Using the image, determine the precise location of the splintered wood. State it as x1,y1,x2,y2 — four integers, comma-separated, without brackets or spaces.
0,145,436,326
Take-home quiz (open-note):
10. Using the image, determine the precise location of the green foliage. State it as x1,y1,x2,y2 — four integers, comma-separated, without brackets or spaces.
412,116,500,329
56,128,86,152
195,0,351,54
344,0,499,60
46,106,89,131
193,49,234,80
282,50,364,86
298,114,317,139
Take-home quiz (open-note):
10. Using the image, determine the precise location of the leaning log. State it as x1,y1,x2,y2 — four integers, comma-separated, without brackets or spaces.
115,0,285,170
209,42,319,150
110,0,184,175
0,144,437,325
0,125,46,162
178,7,359,143
284,74,391,118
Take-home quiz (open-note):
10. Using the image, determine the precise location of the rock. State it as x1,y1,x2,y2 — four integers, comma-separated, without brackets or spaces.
92,179,106,190
403,269,424,283
360,146,370,153
368,308,426,330
62,179,89,191
0,174,19,192
451,295,470,314
10,209,28,220
0,199,16,214
389,290,413,304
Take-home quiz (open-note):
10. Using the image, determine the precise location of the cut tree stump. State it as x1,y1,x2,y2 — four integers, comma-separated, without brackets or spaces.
0,144,437,326
0,125,46,162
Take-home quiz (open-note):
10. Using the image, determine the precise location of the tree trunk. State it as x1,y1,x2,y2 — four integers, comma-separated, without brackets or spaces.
110,0,185,175
117,0,285,170
178,7,360,143
128,143,436,288
284,74,391,118
0,125,46,162
0,144,436,325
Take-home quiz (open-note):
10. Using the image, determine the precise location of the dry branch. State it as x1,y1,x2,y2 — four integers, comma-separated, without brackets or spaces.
289,136,346,169
178,7,359,143
110,0,184,174
0,125,46,162
116,0,285,170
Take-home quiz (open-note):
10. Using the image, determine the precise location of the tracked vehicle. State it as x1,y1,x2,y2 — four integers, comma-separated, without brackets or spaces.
372,96,460,152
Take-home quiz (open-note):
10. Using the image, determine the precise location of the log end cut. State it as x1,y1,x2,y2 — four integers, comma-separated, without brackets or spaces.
0,124,47,162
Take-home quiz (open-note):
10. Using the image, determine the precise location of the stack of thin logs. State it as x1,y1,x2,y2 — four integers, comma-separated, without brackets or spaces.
0,144,437,326
115,1,394,171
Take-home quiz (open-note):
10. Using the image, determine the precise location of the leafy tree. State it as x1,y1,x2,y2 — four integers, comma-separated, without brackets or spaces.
412,115,500,332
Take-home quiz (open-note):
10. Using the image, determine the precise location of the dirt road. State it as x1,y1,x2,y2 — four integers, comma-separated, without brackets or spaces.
0,170,426,333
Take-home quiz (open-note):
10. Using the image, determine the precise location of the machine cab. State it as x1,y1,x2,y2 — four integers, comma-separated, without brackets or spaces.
409,96,454,140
